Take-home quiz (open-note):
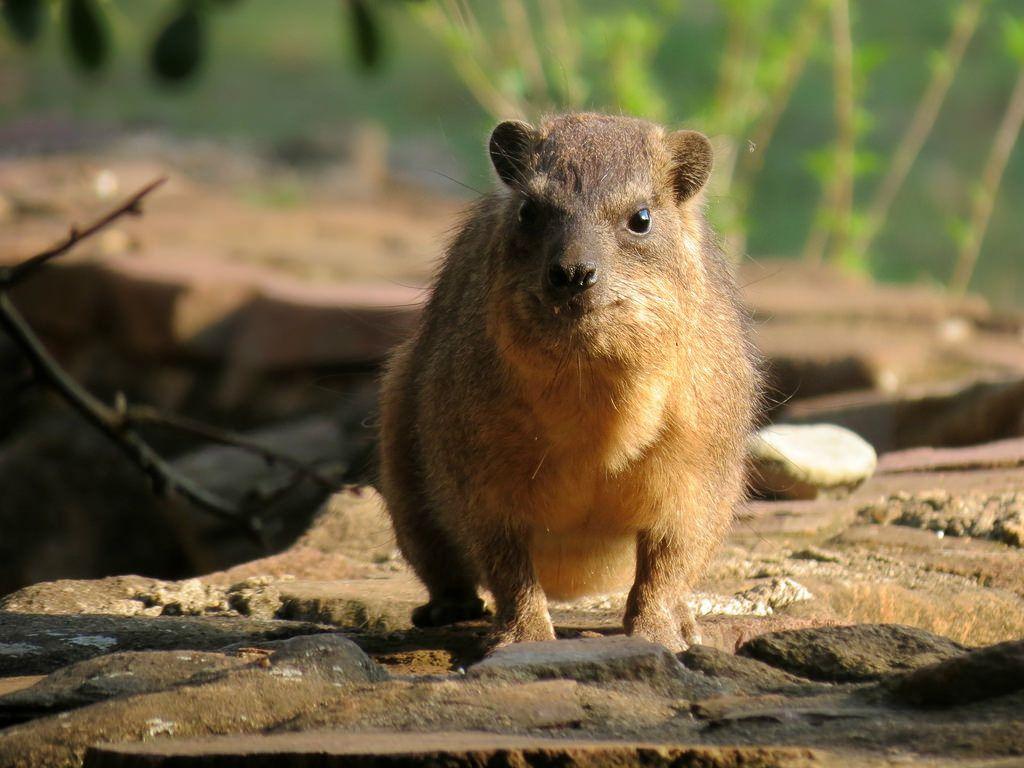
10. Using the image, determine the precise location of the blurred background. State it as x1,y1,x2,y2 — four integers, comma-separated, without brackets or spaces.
4,0,1023,300
1,0,1023,593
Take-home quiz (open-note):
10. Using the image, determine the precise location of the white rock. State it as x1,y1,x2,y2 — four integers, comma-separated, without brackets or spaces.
749,423,877,500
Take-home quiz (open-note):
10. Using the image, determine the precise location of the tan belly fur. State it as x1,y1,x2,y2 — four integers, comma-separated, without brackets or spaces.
530,529,635,599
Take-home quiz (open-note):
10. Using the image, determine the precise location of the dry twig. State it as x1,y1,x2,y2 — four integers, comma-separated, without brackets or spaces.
0,178,346,540
0,177,166,289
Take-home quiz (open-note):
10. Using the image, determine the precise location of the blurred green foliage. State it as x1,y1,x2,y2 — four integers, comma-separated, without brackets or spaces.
1,0,1022,306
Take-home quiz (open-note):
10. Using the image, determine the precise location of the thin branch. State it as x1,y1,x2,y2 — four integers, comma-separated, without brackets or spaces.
0,292,252,531
0,177,348,540
121,404,339,491
849,0,984,263
0,177,167,289
950,63,1024,295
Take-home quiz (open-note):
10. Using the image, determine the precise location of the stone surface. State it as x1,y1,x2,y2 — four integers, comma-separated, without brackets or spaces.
1,620,1022,767
0,416,196,598
255,634,389,685
83,732,821,768
877,437,1024,474
0,651,244,726
468,636,723,697
0,408,374,598
892,639,1024,707
858,489,1024,547
784,376,1024,453
275,578,423,631
749,424,878,499
0,613,330,675
3,624,1023,767
737,624,967,682
679,645,818,694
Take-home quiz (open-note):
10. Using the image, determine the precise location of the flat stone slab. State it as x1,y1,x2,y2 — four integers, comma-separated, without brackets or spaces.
738,624,967,683
784,376,1024,454
467,636,723,698
0,613,330,675
3,624,1023,767
0,651,244,726
275,577,424,631
0,676,43,697
892,638,1024,707
83,731,821,768
878,437,1024,474
679,645,818,694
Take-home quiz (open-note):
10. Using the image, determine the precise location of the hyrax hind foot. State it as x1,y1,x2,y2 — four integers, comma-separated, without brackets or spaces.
489,610,556,650
624,602,700,653
411,594,487,628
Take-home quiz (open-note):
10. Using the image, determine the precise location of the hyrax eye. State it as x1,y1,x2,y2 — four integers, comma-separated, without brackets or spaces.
517,199,538,227
627,208,652,235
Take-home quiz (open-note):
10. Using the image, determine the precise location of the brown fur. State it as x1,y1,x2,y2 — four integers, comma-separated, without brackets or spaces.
378,113,760,651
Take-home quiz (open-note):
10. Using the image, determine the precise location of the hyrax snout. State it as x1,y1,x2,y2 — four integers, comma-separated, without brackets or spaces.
378,112,760,651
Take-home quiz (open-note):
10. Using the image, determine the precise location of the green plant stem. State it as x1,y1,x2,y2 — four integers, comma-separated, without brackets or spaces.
500,0,548,107
950,63,1024,295
730,0,826,258
742,0,827,180
539,0,583,107
803,0,854,265
850,0,984,263
416,1,525,120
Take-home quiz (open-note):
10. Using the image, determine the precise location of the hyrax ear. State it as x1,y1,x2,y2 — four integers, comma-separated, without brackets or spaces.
665,129,713,202
489,120,537,188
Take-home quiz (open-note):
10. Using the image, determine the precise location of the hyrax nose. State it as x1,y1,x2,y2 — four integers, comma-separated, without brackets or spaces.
547,260,598,295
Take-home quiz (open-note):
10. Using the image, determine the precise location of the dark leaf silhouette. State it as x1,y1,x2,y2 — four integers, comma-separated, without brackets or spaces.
348,0,381,69
65,0,108,72
2,0,44,44
151,4,205,82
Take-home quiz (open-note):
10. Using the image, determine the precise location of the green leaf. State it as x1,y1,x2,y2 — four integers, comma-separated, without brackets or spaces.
2,0,44,44
803,147,834,180
1002,15,1024,64
853,150,882,177
64,0,109,72
151,4,205,82
946,216,970,249
348,0,381,70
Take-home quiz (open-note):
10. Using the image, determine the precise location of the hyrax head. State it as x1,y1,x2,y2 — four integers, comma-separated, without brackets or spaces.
486,113,713,365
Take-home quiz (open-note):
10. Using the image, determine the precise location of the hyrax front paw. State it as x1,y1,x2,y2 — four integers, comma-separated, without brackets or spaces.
624,604,699,653
488,610,556,650
411,594,487,628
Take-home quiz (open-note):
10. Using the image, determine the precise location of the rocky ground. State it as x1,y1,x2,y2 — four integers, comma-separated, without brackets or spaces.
0,437,1022,767
1,142,1023,766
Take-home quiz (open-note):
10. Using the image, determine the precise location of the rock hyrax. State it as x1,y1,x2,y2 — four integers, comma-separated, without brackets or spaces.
378,113,760,651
